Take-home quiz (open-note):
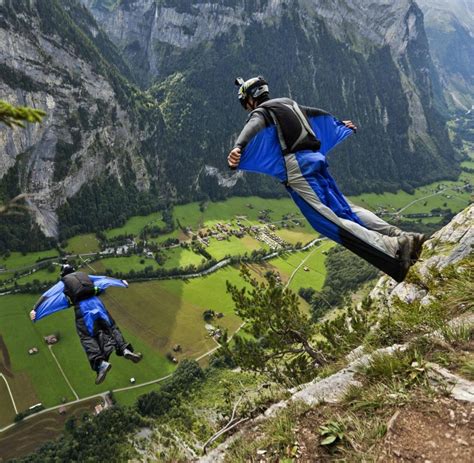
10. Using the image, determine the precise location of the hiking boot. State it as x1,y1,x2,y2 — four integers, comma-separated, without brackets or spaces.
123,349,143,363
395,234,415,283
406,233,427,262
95,361,112,385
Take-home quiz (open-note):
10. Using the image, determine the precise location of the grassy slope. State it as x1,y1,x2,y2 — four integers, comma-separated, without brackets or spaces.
0,294,74,410
64,234,100,254
0,378,16,428
105,212,165,239
0,250,59,271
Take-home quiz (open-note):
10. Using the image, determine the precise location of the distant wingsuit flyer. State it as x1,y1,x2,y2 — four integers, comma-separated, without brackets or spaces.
30,264,142,384
228,77,426,283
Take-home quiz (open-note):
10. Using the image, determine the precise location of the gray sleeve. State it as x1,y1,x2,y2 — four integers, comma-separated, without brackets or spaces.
300,105,331,118
234,111,268,150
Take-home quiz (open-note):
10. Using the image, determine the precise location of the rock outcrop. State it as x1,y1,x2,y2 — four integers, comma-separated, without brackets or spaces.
370,204,473,308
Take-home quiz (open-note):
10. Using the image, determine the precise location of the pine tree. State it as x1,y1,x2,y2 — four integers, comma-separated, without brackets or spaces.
0,100,45,128
0,101,45,217
226,266,327,386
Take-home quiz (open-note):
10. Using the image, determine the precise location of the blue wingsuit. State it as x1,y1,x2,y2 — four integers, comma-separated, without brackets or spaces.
234,98,407,282
34,274,132,371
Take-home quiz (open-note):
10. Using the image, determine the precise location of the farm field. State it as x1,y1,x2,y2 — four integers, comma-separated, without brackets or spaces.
349,174,472,217
109,265,245,361
87,247,206,274
64,233,100,254
0,294,75,426
105,212,165,239
15,267,58,285
274,225,316,245
172,197,311,231
0,398,100,460
0,377,16,428
206,235,266,260
0,249,58,272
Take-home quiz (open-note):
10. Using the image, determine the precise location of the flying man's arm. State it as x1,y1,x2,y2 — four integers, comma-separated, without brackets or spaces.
234,111,269,151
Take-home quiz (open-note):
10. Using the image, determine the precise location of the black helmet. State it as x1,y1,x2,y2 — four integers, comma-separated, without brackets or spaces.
235,76,269,108
60,264,75,277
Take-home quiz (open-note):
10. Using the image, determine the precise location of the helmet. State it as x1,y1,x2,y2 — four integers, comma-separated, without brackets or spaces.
235,76,269,108
60,264,75,277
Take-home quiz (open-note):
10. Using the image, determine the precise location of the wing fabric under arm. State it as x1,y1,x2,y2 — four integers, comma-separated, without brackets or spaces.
34,281,69,321
308,113,353,156
89,275,128,291
237,124,287,182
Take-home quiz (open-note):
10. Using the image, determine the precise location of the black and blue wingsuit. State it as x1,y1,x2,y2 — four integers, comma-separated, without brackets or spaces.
231,77,424,282
32,265,142,383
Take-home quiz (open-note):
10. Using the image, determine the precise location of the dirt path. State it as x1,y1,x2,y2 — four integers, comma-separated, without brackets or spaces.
379,397,473,462
0,336,12,377
48,345,79,400
0,373,17,415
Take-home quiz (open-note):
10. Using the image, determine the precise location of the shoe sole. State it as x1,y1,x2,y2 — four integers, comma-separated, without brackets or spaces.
394,235,414,283
410,234,427,262
95,363,112,385
124,352,143,364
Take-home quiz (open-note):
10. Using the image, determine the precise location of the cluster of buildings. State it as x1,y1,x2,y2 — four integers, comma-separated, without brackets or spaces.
196,221,245,245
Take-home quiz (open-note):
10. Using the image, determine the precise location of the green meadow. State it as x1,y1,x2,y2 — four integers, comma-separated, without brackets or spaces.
206,235,266,260
105,212,165,239
0,294,74,411
349,175,472,216
0,250,59,272
86,247,205,274
64,234,100,254
108,265,245,361
171,196,311,231
15,268,58,285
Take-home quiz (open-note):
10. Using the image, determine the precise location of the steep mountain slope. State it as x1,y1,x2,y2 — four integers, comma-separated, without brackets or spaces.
0,0,168,245
82,0,460,198
417,0,474,112
0,0,462,251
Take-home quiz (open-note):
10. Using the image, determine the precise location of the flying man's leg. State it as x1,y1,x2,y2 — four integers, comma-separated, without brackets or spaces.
100,311,142,363
346,202,403,237
347,201,427,262
284,154,416,282
75,314,105,372
107,315,130,355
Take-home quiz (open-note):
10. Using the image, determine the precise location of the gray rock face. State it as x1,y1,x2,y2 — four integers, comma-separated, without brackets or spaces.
0,3,159,237
80,0,286,80
417,0,474,111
